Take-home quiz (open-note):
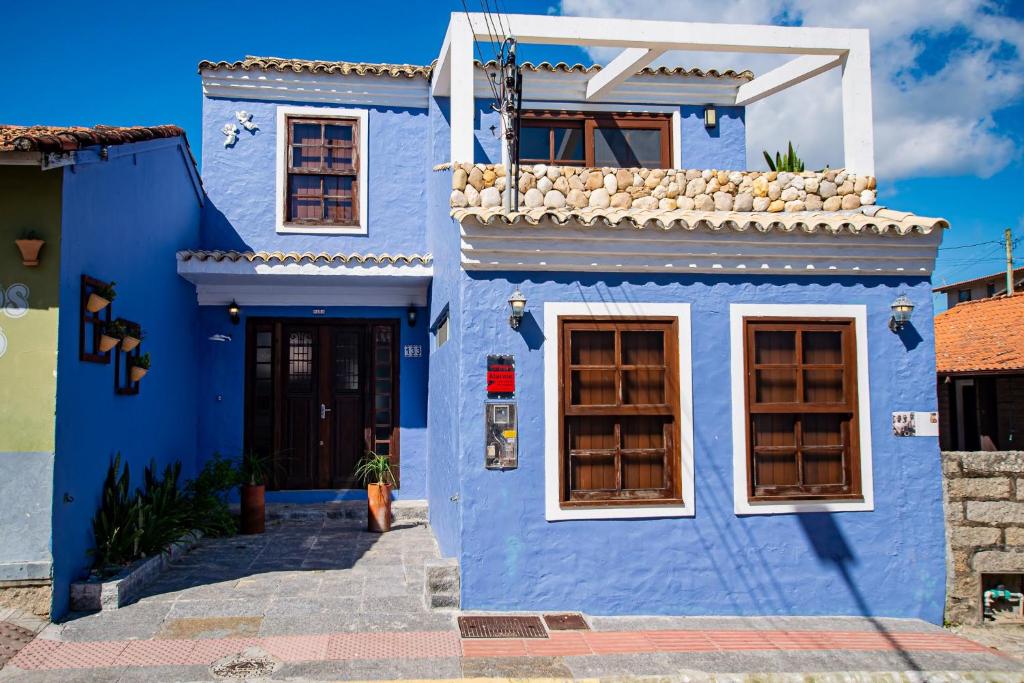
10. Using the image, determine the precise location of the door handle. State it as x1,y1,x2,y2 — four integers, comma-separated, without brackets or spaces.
320,403,332,420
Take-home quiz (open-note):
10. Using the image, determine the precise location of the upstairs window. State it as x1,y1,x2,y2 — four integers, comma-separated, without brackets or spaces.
285,116,359,226
743,318,862,502
958,289,972,303
520,112,671,168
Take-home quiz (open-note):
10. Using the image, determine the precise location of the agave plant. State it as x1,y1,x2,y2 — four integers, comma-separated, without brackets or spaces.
89,454,143,573
137,460,188,556
762,141,805,173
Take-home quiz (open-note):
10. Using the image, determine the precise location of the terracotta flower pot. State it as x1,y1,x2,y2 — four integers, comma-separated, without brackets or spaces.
121,336,140,352
367,483,392,533
129,366,148,382
87,293,111,313
15,239,44,267
99,334,120,352
240,484,266,534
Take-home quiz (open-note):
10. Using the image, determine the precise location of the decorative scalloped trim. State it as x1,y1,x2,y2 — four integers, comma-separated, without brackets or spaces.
176,250,433,266
452,207,949,237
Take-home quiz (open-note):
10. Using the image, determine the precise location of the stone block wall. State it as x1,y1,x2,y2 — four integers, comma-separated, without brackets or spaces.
448,163,878,213
943,450,1024,624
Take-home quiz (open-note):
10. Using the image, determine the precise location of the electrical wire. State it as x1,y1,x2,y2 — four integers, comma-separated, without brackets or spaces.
459,0,503,107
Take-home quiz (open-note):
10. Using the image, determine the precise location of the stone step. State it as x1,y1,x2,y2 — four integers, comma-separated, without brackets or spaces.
255,499,428,527
423,558,460,610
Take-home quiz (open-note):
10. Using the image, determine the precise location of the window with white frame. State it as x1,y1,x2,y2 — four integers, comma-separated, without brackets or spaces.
730,304,874,515
275,106,368,235
544,301,694,521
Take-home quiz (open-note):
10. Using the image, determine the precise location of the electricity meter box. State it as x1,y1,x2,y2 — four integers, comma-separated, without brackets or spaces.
485,402,518,469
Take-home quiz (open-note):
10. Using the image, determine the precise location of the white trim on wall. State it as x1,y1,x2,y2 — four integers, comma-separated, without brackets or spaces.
543,301,695,521
274,105,369,235
729,303,875,515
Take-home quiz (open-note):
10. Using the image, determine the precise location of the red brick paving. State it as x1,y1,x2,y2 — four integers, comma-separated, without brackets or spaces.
7,628,995,671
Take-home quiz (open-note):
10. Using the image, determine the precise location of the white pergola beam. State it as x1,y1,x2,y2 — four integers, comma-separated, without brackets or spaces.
440,13,875,176
585,47,665,101
734,54,842,106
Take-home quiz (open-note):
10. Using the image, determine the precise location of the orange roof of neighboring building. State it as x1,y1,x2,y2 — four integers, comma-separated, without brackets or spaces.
935,293,1024,374
0,124,186,153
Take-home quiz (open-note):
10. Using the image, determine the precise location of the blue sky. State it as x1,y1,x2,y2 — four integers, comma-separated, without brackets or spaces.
3,0,1021,308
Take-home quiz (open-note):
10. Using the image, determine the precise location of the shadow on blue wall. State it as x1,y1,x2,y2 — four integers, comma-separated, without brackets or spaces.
896,322,924,351
515,311,544,351
201,199,252,252
797,514,923,669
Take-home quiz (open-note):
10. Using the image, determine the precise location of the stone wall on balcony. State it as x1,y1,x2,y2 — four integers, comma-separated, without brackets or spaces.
448,163,877,213
943,451,1024,624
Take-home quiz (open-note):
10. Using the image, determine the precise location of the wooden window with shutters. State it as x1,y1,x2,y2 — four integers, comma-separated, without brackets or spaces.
558,318,682,506
743,318,862,502
285,117,358,226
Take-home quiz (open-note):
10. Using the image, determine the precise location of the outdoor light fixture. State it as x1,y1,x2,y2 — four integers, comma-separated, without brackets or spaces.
407,304,418,327
704,104,717,129
889,294,914,332
227,300,241,325
508,289,527,329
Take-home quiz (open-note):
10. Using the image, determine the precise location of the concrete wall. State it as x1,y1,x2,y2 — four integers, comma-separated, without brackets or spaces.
943,450,1024,624
51,138,202,618
194,304,429,501
0,166,61,605
450,272,946,621
200,97,430,255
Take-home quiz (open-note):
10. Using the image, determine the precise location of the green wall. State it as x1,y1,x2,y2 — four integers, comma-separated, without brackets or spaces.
0,165,61,452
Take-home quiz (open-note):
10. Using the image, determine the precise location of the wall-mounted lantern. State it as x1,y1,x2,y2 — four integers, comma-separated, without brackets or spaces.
407,304,418,327
227,300,241,325
508,289,527,330
889,294,914,332
704,104,717,129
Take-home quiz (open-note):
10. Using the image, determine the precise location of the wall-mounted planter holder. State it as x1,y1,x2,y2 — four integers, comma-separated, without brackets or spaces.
114,320,142,395
15,239,45,267
80,275,112,364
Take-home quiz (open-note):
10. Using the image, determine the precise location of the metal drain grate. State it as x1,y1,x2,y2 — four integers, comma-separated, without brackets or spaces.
458,615,548,639
543,613,590,630
0,621,36,668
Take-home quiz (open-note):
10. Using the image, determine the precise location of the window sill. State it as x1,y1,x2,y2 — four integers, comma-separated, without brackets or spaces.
736,495,872,516
561,497,684,508
548,498,692,521
277,224,367,236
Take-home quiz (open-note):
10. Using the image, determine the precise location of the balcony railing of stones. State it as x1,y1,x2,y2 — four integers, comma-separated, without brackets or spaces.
448,163,877,213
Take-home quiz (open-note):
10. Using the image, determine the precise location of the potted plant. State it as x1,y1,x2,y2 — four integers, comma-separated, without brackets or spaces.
15,230,45,267
238,451,268,534
355,451,396,533
128,352,150,382
99,319,126,353
122,326,143,352
88,281,116,313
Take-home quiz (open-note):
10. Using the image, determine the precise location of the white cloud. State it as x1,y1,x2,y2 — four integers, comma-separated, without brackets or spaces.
559,0,1024,178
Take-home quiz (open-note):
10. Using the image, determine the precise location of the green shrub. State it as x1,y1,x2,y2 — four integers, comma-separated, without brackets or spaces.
90,455,143,574
183,453,239,537
762,141,806,173
137,460,188,556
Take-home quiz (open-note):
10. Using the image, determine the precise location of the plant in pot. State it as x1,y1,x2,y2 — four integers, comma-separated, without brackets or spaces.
88,280,116,313
238,450,269,534
15,230,45,267
128,352,151,382
121,326,143,352
355,451,396,533
99,319,127,353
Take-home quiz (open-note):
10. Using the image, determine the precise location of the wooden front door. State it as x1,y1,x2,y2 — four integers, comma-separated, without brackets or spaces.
246,319,398,490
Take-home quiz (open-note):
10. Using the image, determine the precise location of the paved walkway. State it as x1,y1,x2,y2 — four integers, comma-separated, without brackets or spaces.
2,516,1022,681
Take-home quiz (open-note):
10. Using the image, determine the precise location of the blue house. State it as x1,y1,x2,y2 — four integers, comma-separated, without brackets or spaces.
1,12,950,622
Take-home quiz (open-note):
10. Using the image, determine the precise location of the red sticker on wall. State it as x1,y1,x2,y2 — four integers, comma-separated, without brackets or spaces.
487,355,515,396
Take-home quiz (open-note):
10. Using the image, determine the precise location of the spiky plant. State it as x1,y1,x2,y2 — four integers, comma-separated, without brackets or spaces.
763,141,806,173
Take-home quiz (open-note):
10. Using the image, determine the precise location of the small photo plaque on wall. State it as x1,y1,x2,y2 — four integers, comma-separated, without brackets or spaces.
892,411,939,437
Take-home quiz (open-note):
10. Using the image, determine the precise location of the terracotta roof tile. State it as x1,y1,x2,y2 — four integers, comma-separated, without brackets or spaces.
199,56,753,81
0,124,187,153
452,206,948,236
935,293,1024,374
176,250,432,266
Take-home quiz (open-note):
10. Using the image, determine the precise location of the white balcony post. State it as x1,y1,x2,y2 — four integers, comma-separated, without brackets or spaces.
840,31,875,177
450,14,476,163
